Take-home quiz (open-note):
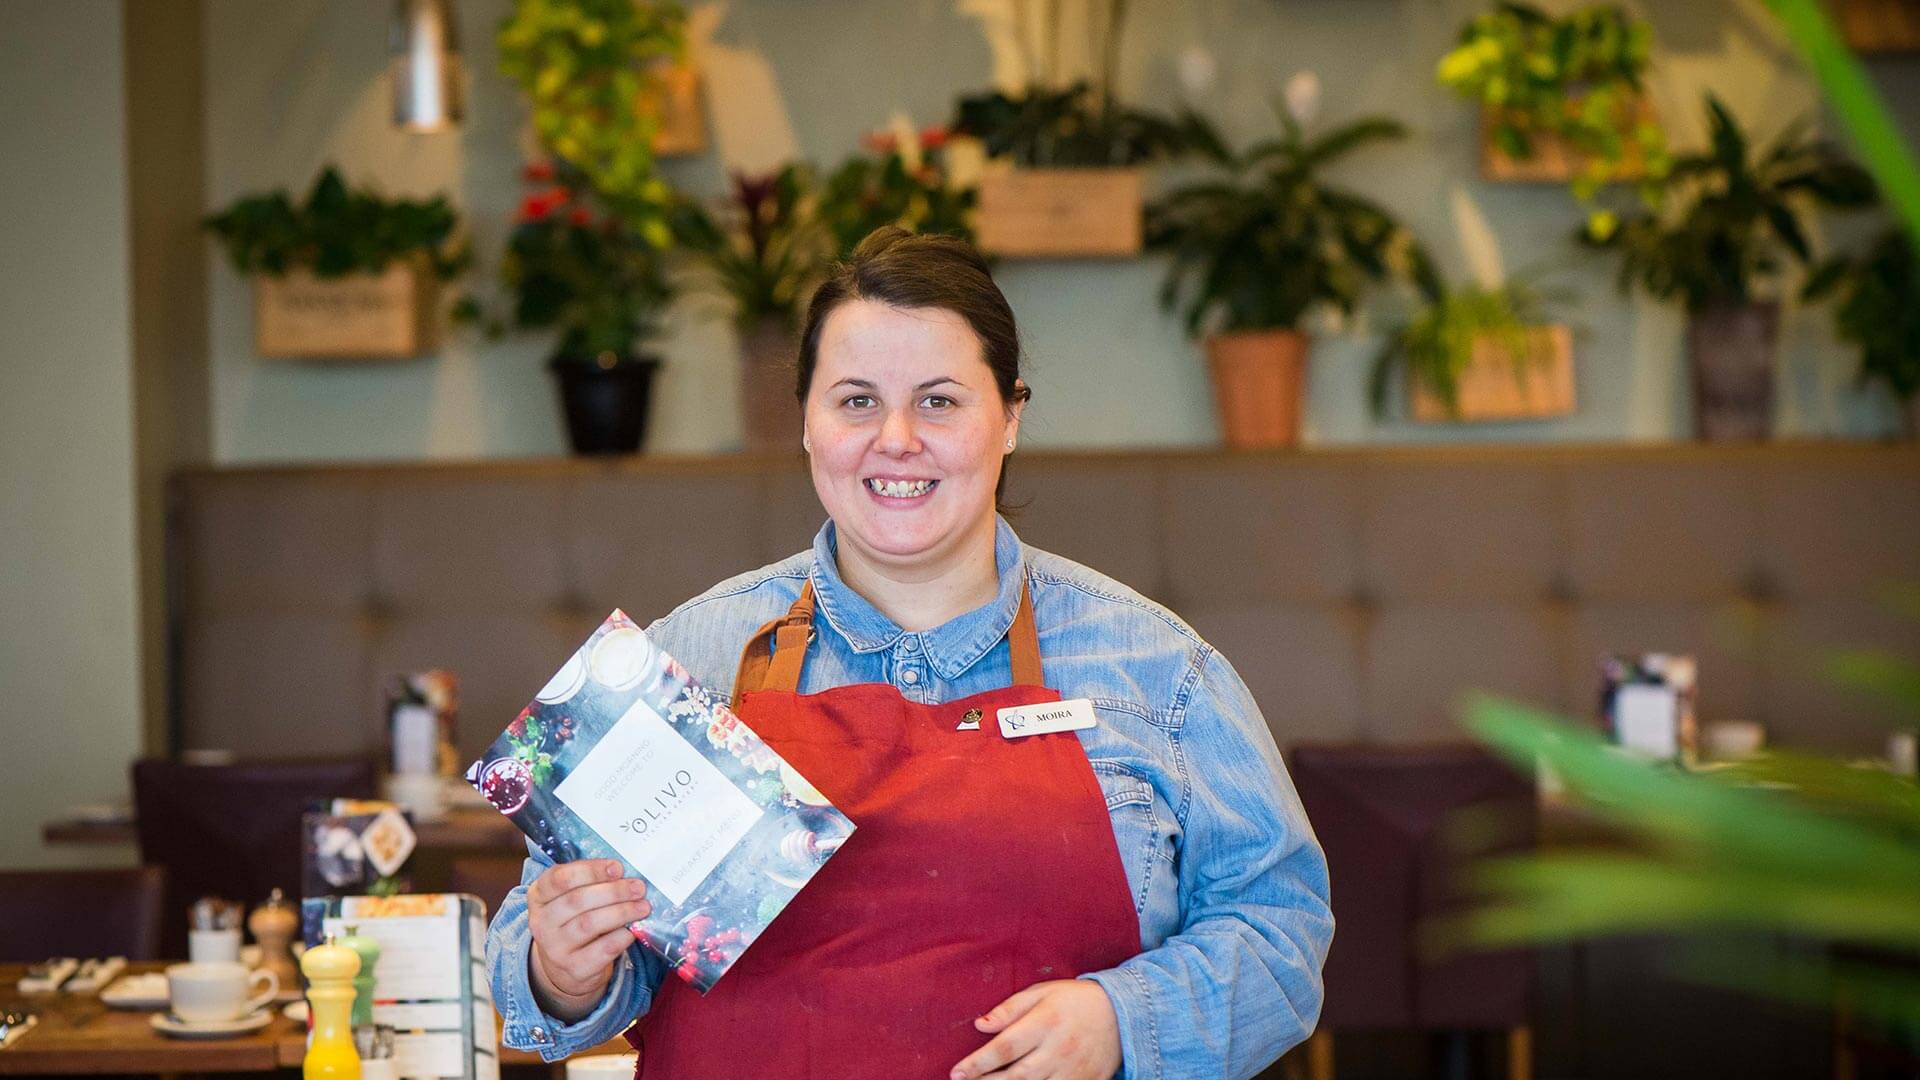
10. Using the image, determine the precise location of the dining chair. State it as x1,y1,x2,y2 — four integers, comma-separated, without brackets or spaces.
449,855,529,923
0,866,168,962
131,757,377,957
1286,742,1537,1080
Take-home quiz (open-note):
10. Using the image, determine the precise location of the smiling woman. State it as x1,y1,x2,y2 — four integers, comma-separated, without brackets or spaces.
485,227,1332,1080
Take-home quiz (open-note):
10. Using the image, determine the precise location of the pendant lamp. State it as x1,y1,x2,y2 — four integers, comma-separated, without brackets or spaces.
390,0,463,131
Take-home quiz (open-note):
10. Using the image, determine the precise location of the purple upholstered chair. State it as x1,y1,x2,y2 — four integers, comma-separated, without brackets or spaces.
1288,743,1537,1080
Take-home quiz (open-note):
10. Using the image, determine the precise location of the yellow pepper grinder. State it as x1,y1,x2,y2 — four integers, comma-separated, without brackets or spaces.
301,935,361,1080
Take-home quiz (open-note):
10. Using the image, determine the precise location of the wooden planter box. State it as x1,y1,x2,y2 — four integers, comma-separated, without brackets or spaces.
641,61,707,156
1829,0,1920,52
1479,95,1656,184
975,167,1142,258
1409,324,1575,423
254,264,439,360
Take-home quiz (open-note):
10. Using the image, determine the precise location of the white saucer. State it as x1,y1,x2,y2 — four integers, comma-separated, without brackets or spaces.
149,1010,273,1039
99,973,170,1010
282,1000,308,1023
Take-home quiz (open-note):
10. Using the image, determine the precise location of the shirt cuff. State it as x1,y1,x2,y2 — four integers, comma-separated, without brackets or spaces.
499,947,638,1062
1080,966,1159,1080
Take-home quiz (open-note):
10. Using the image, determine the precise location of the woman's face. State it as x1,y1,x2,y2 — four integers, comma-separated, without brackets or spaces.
803,298,1023,574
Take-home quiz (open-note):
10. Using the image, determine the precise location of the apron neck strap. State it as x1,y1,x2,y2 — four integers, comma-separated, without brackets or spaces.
731,575,1044,707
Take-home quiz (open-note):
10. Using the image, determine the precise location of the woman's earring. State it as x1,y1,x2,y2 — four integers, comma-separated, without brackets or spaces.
1005,439,1015,451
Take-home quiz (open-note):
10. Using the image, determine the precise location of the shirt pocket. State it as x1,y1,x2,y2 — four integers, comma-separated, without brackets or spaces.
1087,759,1172,919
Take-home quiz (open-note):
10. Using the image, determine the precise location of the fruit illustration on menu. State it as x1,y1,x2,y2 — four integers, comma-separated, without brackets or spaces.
466,610,854,993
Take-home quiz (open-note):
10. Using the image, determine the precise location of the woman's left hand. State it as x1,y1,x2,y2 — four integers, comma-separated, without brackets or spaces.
948,979,1121,1080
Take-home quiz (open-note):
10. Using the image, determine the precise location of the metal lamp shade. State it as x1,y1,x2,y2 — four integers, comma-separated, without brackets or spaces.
390,0,463,131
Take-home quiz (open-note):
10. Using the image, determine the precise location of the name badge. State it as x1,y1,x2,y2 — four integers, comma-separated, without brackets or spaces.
997,698,1097,739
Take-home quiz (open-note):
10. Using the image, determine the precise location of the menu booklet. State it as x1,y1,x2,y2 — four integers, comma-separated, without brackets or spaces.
466,611,854,993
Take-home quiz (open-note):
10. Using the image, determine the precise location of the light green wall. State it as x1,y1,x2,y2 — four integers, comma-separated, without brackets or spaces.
0,1,142,868
204,0,1920,463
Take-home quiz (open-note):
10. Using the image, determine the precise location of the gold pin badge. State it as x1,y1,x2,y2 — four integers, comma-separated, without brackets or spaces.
956,708,982,731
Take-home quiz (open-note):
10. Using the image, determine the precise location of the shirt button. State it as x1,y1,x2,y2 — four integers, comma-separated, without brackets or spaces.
901,668,920,685
530,1026,549,1042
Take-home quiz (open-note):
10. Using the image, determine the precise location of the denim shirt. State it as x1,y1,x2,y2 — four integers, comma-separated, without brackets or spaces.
486,516,1333,1079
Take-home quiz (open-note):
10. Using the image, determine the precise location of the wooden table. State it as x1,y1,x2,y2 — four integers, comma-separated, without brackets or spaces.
0,964,627,1074
42,808,522,852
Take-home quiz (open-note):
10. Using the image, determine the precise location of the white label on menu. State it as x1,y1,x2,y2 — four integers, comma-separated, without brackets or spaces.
371,1001,463,1030
323,912,460,1002
555,696,764,906
390,1031,467,1079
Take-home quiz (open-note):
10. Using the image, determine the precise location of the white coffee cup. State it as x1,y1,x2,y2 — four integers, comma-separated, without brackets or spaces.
566,1054,639,1080
188,927,242,964
167,961,278,1023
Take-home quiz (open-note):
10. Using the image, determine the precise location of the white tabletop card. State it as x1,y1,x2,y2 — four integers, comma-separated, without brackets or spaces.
997,698,1097,739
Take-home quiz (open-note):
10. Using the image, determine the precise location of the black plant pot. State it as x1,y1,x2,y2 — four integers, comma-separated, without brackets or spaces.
550,354,661,455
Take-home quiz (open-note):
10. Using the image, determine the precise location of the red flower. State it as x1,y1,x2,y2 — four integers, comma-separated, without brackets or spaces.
568,207,593,228
860,130,897,155
516,188,570,223
523,160,556,183
918,125,950,150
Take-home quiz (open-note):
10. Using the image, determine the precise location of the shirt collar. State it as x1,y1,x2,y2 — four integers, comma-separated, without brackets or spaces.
808,515,1028,682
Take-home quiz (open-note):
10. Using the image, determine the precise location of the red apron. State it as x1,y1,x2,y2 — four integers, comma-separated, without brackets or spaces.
627,580,1142,1078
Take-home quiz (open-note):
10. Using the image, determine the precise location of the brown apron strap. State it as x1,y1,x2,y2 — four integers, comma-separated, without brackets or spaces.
730,583,817,708
1008,580,1044,687
729,575,1044,705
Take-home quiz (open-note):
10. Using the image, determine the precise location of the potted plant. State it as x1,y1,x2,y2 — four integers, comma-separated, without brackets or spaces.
1148,95,1438,449
1803,228,1920,437
204,166,467,359
1582,94,1877,440
1371,280,1577,423
501,162,675,454
950,2,1193,257
681,165,829,452
818,124,976,260
1438,2,1667,200
496,0,686,247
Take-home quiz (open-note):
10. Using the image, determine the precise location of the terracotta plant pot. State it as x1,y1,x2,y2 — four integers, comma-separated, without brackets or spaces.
1685,302,1779,441
1204,329,1309,449
738,316,802,453
550,353,660,455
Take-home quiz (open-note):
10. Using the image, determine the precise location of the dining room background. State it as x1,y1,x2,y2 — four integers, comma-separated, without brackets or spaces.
4,0,1918,874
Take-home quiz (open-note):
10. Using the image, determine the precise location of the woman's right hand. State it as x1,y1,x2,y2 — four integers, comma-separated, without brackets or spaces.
527,859,652,1020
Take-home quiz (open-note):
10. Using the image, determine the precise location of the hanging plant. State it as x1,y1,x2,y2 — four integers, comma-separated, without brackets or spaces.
496,0,687,248
1438,2,1668,202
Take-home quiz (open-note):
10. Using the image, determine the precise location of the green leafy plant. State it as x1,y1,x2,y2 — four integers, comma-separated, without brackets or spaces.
817,126,976,258
1438,2,1666,200
1582,94,1877,312
952,83,1199,168
203,166,466,280
496,0,685,247
1451,652,1920,1033
1147,109,1439,337
1804,228,1920,408
1369,279,1569,419
679,165,828,333
498,160,674,364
